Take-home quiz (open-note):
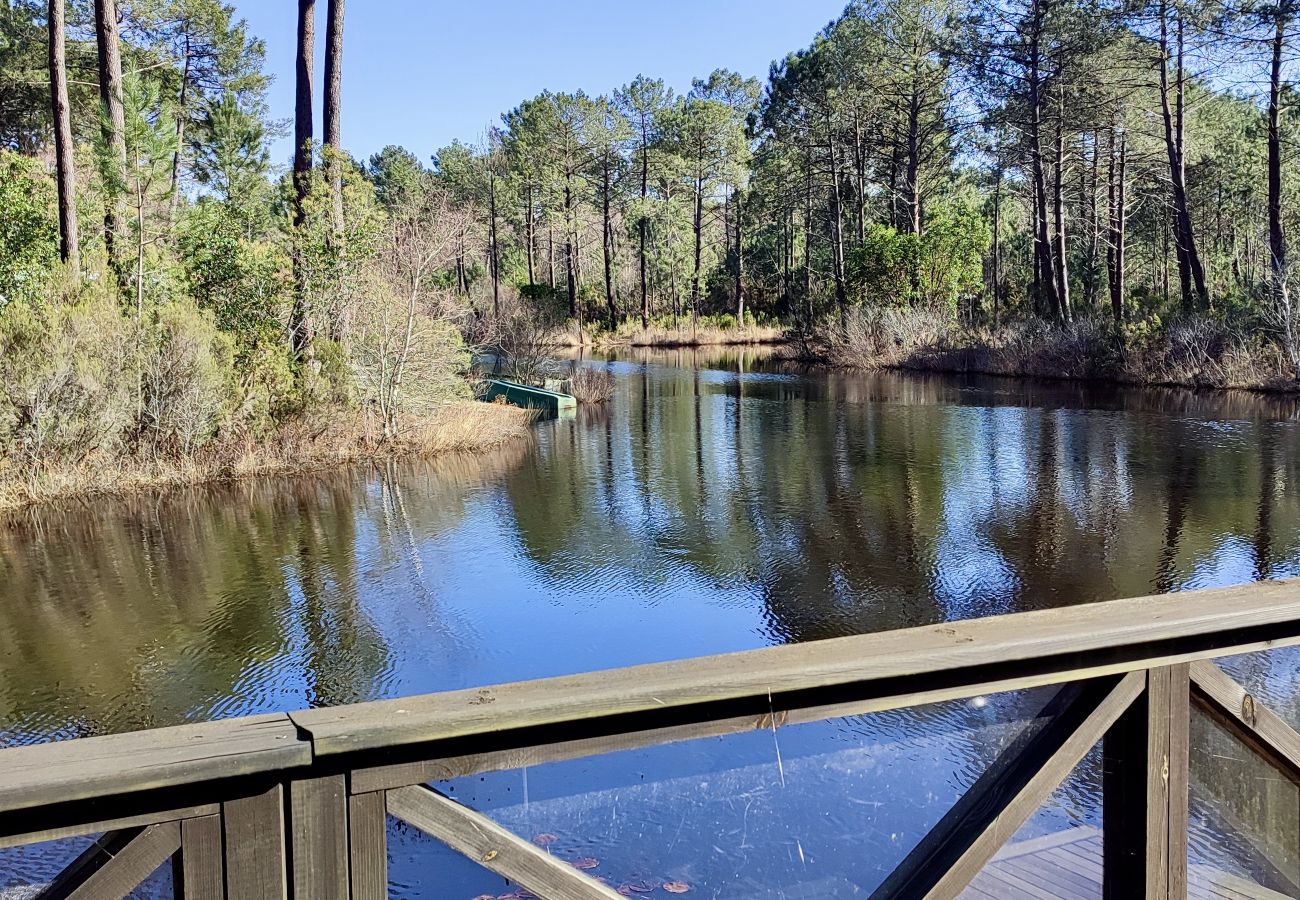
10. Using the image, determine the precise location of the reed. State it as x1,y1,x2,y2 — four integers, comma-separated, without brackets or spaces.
0,401,534,514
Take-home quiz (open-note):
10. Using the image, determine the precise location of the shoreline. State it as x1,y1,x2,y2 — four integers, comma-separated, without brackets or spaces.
0,401,535,517
584,323,1300,397
808,345,1300,397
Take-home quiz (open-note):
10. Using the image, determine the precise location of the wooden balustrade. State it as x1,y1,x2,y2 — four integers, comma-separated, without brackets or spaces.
6,579,1300,898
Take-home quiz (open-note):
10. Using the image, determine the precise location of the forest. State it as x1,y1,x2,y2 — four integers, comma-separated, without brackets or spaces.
2,0,1300,507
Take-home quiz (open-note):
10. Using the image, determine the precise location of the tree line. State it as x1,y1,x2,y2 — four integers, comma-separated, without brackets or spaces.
339,0,1300,362
0,0,534,502
6,0,1300,462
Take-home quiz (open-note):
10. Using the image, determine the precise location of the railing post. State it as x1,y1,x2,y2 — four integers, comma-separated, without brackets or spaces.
177,814,225,899
348,791,388,900
224,783,289,900
289,774,350,900
1104,664,1189,899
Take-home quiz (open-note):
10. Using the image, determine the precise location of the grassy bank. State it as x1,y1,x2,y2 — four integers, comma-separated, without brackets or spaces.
543,315,788,350
0,401,533,515
818,308,1300,393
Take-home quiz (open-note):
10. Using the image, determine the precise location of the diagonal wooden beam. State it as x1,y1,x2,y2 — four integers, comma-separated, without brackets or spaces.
1190,659,1300,781
387,784,623,900
869,671,1145,900
38,821,181,900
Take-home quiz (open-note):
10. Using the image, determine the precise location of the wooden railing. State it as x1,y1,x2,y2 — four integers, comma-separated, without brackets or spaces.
7,579,1300,898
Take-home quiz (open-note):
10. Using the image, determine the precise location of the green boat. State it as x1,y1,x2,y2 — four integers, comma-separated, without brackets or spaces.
480,379,577,416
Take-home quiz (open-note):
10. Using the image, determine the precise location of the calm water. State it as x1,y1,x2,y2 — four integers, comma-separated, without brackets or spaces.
4,349,1300,897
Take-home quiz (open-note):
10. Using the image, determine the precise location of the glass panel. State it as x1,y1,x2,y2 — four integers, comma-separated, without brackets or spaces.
0,834,173,899
1215,647,1300,736
964,744,1103,899
0,835,100,898
418,685,1076,898
1189,705,1300,897
387,813,524,900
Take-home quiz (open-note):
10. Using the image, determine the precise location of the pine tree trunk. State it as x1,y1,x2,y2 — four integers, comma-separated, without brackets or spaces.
1052,101,1071,323
691,170,703,323
852,112,866,245
1116,131,1127,321
639,119,650,328
291,0,316,357
324,0,346,238
1268,12,1287,297
735,191,745,326
489,174,500,317
547,220,555,289
1027,0,1058,319
803,156,813,316
1082,132,1100,311
524,183,535,286
602,159,615,328
168,43,190,222
826,113,847,320
94,0,125,265
1158,4,1209,312
991,172,1002,323
565,175,578,321
48,0,78,276
904,88,922,236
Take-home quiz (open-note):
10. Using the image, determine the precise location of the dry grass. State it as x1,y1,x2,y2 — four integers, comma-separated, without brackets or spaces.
568,367,616,403
0,401,534,514
605,321,788,348
820,307,1300,392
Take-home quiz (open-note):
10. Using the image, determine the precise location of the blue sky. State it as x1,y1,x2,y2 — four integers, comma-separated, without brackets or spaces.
227,1,845,169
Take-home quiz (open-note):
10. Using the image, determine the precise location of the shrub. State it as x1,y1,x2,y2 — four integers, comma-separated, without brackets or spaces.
350,284,471,436
569,367,616,403
0,298,134,469
847,225,919,307
845,201,987,313
135,301,237,456
0,151,60,308
179,200,288,340
826,305,951,366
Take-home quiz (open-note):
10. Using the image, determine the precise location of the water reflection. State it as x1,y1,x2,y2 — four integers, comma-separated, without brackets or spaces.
3,353,1300,890
4,358,1300,740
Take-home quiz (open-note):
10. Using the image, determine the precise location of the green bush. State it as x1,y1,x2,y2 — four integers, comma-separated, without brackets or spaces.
846,202,987,314
0,298,133,468
917,202,988,312
0,151,61,308
135,301,237,455
847,225,920,307
179,201,288,341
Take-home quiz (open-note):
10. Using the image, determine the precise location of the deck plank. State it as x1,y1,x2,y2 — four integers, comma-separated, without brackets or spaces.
965,828,1295,900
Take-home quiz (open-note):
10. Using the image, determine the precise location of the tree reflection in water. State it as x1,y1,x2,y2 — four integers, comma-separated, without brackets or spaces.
3,353,1300,894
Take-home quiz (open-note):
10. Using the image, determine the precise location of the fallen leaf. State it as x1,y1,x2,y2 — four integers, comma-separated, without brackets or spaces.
472,895,495,900
532,833,558,847
620,882,655,894
663,883,691,894
480,850,499,863
571,857,600,870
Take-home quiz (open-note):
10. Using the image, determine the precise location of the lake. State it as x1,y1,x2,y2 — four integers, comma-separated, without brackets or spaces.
4,349,1300,897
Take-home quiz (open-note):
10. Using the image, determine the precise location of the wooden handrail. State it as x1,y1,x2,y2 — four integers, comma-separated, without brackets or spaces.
289,578,1300,757
0,713,308,816
5,580,1300,899
6,579,1300,812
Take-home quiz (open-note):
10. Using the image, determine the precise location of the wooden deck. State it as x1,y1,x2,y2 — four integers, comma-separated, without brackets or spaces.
966,828,1294,900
